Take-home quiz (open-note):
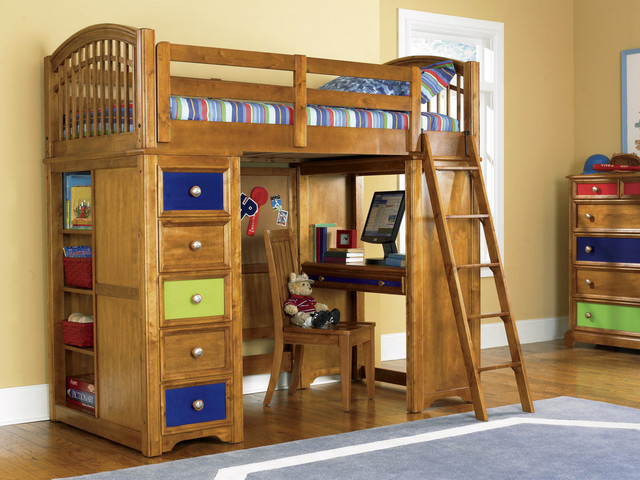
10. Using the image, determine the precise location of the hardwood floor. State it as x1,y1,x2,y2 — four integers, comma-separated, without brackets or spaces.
2,340,640,479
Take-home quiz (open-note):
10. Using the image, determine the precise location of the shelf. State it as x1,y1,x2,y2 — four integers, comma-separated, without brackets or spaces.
64,344,95,356
62,229,92,235
63,286,93,295
60,401,96,417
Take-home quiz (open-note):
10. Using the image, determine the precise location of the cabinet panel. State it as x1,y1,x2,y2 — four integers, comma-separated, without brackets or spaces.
162,172,224,212
575,182,617,197
577,302,640,334
575,204,640,230
159,220,227,272
161,327,230,381
164,382,227,428
575,268,640,298
163,278,225,321
576,236,640,263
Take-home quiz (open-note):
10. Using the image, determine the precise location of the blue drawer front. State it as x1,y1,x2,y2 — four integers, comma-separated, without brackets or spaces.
576,237,640,263
163,172,224,211
165,382,226,428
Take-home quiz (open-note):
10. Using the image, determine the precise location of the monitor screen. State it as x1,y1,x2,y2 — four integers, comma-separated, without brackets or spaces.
361,191,405,246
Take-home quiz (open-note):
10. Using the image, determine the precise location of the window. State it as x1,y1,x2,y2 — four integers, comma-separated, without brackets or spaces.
397,9,504,271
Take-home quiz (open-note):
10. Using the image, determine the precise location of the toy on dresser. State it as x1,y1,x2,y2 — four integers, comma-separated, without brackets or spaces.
283,272,340,328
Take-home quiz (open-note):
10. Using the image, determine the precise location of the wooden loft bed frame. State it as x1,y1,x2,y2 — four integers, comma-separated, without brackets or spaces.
44,24,479,160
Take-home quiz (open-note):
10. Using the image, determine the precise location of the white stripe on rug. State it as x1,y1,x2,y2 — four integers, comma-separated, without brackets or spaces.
214,417,640,480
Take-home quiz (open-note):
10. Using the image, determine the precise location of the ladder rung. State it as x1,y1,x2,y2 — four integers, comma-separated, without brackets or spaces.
456,262,500,270
466,311,511,321
478,362,521,373
446,214,489,220
435,166,479,171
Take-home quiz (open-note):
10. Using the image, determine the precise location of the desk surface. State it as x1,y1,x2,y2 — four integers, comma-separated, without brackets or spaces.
301,262,406,295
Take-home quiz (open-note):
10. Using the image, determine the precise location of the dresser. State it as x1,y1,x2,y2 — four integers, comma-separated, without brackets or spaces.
45,154,243,456
565,173,640,350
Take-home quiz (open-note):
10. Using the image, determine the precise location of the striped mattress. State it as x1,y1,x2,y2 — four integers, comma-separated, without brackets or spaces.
170,96,459,132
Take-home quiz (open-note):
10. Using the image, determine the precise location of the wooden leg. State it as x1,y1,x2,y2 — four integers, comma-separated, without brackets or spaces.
264,342,283,406
364,329,375,400
339,336,352,412
289,344,304,395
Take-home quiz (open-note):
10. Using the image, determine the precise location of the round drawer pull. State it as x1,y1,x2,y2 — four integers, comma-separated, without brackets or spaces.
584,213,593,221
190,240,202,251
318,276,325,282
191,347,204,358
191,293,203,304
591,186,599,193
585,279,593,287
189,185,202,198
378,280,385,287
192,399,204,411
584,312,592,319
584,245,592,254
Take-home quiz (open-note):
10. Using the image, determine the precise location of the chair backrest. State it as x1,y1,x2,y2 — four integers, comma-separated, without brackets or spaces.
264,229,299,335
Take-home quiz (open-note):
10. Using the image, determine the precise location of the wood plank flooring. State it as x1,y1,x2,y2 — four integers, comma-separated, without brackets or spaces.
2,340,640,479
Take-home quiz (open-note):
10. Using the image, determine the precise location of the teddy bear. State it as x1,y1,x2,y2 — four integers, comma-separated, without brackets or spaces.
283,272,340,328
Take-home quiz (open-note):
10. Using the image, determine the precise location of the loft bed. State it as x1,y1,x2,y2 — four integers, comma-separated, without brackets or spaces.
44,24,479,160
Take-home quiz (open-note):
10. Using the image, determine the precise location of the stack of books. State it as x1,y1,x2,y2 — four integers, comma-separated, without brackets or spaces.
324,248,365,265
66,375,96,412
385,253,406,267
63,172,92,230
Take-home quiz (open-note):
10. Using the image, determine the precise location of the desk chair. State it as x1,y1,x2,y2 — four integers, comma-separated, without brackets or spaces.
263,229,375,412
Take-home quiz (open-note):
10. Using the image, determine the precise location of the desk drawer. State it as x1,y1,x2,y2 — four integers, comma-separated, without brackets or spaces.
575,204,640,230
575,268,640,298
576,237,640,264
162,171,224,213
576,302,640,334
163,277,226,325
621,179,640,196
161,327,230,381
164,382,227,428
575,181,617,197
306,268,405,295
159,220,227,272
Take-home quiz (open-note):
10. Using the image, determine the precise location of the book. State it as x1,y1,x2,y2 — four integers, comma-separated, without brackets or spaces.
324,256,365,264
385,256,406,267
326,247,365,254
70,185,92,229
312,223,336,262
66,375,96,411
324,250,364,258
63,172,91,229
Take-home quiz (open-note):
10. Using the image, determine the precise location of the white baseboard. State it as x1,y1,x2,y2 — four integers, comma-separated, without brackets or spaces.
381,316,567,360
0,384,50,426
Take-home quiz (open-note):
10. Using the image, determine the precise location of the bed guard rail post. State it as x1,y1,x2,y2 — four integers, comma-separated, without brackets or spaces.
407,66,422,153
156,41,171,143
294,54,308,148
463,61,480,142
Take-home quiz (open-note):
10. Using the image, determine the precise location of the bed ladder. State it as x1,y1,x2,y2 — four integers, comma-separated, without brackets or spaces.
420,132,534,421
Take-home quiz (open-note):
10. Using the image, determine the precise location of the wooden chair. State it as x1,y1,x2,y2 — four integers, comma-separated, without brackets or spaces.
263,229,375,412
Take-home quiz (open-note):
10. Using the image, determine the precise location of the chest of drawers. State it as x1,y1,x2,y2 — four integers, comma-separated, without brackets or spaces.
565,174,640,349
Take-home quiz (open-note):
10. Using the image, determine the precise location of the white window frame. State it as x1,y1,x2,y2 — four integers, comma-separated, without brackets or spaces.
397,9,504,273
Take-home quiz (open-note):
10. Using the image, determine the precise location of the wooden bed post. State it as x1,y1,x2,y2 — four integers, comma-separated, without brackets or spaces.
156,41,171,143
137,28,156,149
463,61,480,140
294,54,308,148
408,66,422,153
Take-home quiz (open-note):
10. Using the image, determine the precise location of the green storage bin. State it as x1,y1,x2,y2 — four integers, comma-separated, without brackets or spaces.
164,278,225,320
577,302,640,334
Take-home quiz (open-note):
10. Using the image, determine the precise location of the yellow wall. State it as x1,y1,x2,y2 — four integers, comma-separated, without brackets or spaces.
2,0,638,390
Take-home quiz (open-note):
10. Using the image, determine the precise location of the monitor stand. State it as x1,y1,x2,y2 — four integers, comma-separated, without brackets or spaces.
365,242,397,266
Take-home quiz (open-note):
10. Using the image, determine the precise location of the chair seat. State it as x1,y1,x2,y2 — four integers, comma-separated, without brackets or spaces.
283,322,375,336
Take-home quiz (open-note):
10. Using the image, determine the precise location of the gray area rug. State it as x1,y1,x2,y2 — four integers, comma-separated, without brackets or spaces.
58,397,640,479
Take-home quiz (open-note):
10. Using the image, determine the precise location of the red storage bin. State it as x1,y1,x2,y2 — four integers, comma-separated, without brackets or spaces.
62,320,94,347
63,257,92,289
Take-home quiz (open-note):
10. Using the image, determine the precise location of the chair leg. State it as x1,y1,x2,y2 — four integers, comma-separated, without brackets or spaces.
364,329,375,400
289,344,304,395
339,336,352,412
263,343,284,406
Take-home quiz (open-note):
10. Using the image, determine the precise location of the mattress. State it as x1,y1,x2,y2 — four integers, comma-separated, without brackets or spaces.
170,96,460,133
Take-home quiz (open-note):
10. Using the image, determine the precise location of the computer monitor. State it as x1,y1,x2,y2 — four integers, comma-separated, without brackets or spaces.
361,190,405,265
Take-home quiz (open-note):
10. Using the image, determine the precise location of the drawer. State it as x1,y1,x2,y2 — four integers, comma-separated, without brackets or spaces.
165,382,227,428
163,277,225,324
575,268,640,298
574,181,617,197
576,236,640,264
162,171,224,212
575,204,640,230
159,220,227,272
161,327,230,381
621,179,640,196
576,301,640,334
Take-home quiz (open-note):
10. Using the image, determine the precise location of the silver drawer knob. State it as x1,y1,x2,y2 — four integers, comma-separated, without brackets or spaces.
592,186,599,193
192,399,204,411
585,213,593,221
190,240,202,251
584,245,592,254
189,185,202,197
191,293,202,304
378,280,385,287
585,279,592,287
585,312,592,319
192,347,204,358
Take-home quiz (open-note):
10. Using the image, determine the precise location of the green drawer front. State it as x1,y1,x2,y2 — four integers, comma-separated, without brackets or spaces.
164,278,225,320
577,302,640,333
